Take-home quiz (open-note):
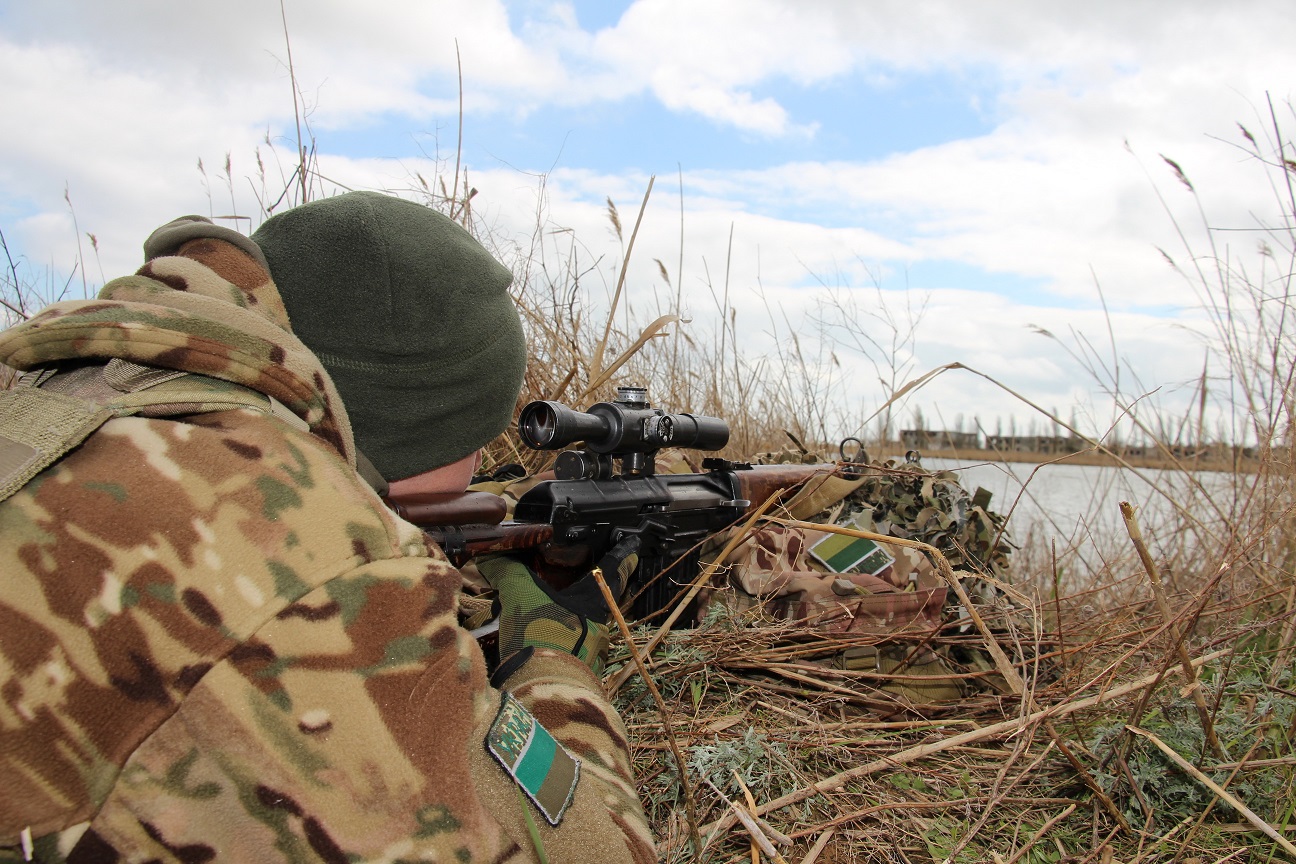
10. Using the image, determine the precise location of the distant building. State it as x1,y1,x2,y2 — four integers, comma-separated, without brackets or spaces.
983,434,1084,455
900,429,981,451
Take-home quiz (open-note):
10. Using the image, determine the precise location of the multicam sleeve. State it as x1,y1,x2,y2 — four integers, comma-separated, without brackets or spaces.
477,650,657,863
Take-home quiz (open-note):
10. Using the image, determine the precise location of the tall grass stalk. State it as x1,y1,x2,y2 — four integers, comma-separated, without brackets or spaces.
3,88,1295,860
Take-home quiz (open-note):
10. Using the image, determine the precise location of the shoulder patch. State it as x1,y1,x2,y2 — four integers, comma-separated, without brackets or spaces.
486,692,580,826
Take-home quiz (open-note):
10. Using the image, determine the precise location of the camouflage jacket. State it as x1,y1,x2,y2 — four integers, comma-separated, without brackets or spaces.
0,227,653,863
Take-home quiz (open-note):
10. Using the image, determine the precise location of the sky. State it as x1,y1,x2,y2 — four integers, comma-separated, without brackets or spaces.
2,0,1294,448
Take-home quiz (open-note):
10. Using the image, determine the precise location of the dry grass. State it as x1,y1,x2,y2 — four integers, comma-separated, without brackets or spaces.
610,503,1293,862
494,110,1294,861
4,100,1295,863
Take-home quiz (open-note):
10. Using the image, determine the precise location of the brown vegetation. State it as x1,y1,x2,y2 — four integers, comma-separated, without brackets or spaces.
3,97,1294,863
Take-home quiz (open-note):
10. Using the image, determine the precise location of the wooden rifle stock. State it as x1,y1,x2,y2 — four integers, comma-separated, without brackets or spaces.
382,490,563,569
730,462,839,508
385,490,506,527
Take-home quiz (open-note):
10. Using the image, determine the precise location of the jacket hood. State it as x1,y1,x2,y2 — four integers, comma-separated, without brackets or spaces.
0,232,355,464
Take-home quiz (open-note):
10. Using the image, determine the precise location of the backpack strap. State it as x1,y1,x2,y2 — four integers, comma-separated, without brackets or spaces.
0,359,307,504
0,385,115,502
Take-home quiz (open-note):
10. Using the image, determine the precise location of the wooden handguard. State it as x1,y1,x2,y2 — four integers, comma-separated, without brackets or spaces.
384,490,507,526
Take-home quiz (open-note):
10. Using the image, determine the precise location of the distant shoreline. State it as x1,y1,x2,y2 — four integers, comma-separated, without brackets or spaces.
871,446,1264,474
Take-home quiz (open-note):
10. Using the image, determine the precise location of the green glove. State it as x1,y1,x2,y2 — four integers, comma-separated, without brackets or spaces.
476,536,641,675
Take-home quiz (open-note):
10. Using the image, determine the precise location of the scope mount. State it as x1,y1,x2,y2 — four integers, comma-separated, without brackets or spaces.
558,386,658,479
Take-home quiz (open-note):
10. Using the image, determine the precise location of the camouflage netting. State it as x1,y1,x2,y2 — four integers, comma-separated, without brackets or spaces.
828,453,1026,638
755,446,1014,581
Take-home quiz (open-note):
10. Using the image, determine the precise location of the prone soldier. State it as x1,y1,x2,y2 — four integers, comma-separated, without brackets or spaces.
0,192,653,863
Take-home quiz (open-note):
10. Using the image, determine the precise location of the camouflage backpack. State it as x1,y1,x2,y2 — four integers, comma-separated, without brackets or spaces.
689,446,1019,704
0,359,307,504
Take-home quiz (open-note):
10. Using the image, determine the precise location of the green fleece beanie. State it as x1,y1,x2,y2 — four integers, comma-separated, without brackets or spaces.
252,192,526,481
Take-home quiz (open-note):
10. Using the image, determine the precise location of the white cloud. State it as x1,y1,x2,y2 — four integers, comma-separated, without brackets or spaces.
585,0,853,133
650,76,796,137
3,0,1293,441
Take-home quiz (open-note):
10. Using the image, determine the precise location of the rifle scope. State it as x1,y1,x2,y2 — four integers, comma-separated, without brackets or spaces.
518,387,729,454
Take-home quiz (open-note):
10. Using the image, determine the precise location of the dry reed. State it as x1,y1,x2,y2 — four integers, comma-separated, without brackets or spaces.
3,96,1294,864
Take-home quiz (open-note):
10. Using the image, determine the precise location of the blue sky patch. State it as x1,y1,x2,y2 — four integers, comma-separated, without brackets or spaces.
323,62,1003,179
566,0,626,32
761,67,1001,161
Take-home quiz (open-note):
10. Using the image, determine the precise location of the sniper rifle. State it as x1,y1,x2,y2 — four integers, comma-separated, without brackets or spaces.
385,385,841,620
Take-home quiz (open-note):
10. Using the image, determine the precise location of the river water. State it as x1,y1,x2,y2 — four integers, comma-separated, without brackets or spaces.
920,457,1252,564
